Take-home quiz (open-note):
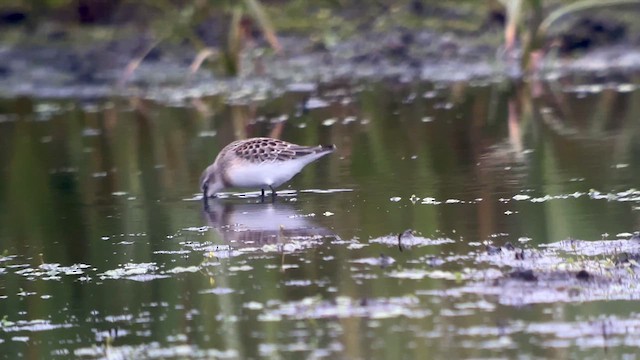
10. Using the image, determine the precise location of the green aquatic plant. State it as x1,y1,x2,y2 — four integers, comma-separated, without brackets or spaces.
0,315,14,328
454,271,463,283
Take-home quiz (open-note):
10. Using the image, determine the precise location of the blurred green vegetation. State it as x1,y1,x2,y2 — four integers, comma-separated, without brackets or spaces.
1,0,639,80
0,0,627,32
0,0,509,51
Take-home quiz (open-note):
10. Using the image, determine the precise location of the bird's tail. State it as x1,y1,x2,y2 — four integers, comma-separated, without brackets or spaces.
291,144,336,157
318,144,336,153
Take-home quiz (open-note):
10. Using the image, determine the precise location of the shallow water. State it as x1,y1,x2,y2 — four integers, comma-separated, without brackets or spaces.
1,77,640,358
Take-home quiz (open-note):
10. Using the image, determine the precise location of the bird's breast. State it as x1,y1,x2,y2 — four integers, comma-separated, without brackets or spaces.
225,159,308,188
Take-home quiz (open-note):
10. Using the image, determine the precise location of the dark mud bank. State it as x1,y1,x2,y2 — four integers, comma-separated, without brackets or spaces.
2,28,640,103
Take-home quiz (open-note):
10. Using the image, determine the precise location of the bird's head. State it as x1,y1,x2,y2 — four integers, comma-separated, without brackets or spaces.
200,164,224,198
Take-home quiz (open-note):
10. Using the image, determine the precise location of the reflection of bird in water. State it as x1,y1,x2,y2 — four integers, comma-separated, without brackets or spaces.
200,137,336,203
397,229,416,252
203,199,336,247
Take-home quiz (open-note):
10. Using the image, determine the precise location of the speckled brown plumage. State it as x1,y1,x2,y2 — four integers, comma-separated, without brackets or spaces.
224,137,334,163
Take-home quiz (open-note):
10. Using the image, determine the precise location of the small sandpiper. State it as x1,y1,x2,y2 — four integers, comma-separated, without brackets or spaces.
200,137,336,202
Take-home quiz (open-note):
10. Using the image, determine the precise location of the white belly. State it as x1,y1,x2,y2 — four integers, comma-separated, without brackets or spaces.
226,158,312,189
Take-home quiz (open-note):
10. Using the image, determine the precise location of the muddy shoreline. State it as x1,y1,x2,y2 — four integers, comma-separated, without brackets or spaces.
2,25,640,103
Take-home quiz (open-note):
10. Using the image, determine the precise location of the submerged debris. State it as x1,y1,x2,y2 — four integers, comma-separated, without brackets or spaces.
576,270,591,281
258,295,427,321
425,256,444,267
485,244,502,255
371,233,454,249
397,229,415,252
437,237,640,306
378,254,395,268
509,269,537,282
614,252,640,266
351,254,396,268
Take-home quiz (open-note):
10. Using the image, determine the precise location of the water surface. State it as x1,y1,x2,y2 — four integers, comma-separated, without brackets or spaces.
1,77,640,358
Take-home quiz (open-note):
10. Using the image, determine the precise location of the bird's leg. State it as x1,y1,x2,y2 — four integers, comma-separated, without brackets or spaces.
269,186,276,202
260,188,266,203
203,184,210,211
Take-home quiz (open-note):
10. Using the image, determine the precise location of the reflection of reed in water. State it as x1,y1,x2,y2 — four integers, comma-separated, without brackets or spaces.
203,199,336,247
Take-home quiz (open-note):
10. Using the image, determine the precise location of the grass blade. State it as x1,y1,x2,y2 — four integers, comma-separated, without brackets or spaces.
244,0,282,52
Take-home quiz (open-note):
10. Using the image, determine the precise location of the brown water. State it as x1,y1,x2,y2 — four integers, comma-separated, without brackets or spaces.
1,77,640,359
